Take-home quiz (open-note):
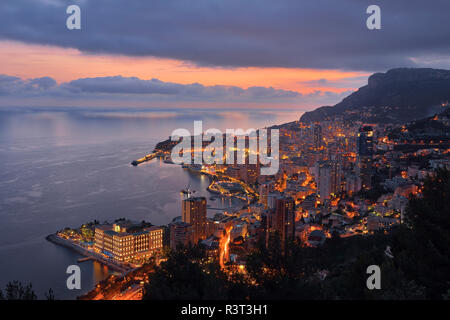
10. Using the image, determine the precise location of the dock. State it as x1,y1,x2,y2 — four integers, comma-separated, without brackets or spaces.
78,256,94,263
131,152,159,166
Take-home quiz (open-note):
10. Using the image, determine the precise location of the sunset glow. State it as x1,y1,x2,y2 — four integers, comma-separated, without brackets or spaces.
0,40,366,94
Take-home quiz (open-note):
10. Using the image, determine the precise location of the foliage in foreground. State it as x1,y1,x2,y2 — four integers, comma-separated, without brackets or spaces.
0,281,56,300
0,281,37,300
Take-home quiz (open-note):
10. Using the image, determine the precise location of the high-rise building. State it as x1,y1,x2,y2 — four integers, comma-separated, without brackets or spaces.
357,126,374,190
274,196,295,246
316,161,331,200
267,191,281,209
330,160,342,196
357,126,374,156
243,163,260,184
260,208,271,243
345,173,361,195
315,160,342,199
259,182,270,209
357,156,372,190
182,196,207,244
169,221,193,249
313,124,323,150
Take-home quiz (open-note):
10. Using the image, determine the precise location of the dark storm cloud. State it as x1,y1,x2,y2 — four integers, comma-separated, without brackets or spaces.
0,0,449,71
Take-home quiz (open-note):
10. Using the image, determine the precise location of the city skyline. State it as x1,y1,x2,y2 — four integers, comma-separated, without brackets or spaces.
1,0,449,305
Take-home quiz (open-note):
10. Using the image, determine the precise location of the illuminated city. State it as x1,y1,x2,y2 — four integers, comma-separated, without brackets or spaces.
0,0,449,311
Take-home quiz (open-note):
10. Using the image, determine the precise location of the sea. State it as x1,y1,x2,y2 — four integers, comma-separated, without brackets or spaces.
0,106,301,299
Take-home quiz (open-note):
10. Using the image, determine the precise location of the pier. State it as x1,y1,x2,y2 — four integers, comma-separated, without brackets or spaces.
131,152,159,166
77,256,94,263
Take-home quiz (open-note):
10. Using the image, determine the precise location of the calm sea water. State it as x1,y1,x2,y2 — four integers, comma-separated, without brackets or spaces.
0,107,300,299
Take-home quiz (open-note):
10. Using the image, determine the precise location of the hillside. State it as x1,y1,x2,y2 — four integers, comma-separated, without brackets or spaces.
388,108,450,141
300,68,450,124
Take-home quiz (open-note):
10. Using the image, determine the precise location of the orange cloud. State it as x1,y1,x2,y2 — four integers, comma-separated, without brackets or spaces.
0,40,367,94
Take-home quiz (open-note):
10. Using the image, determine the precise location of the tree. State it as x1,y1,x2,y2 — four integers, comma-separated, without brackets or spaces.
390,168,450,299
2,281,37,300
143,245,229,300
45,288,55,300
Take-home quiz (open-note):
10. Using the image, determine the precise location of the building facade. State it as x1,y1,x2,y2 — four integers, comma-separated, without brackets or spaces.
94,223,163,263
182,196,207,244
169,221,194,249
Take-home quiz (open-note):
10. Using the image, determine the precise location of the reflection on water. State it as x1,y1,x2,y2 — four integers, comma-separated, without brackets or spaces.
92,261,115,285
0,107,300,299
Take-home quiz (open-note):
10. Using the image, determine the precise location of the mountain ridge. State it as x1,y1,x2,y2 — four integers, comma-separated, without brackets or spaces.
300,68,450,123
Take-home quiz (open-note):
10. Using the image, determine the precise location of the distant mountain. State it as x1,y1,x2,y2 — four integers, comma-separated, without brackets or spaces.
300,68,450,124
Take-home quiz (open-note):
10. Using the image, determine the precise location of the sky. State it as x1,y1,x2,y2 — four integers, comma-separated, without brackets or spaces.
0,0,449,110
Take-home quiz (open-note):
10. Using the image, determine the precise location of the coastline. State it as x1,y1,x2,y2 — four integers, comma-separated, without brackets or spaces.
46,149,256,297
45,233,129,274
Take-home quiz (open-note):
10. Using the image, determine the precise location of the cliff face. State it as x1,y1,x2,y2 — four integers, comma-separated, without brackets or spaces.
300,68,450,123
